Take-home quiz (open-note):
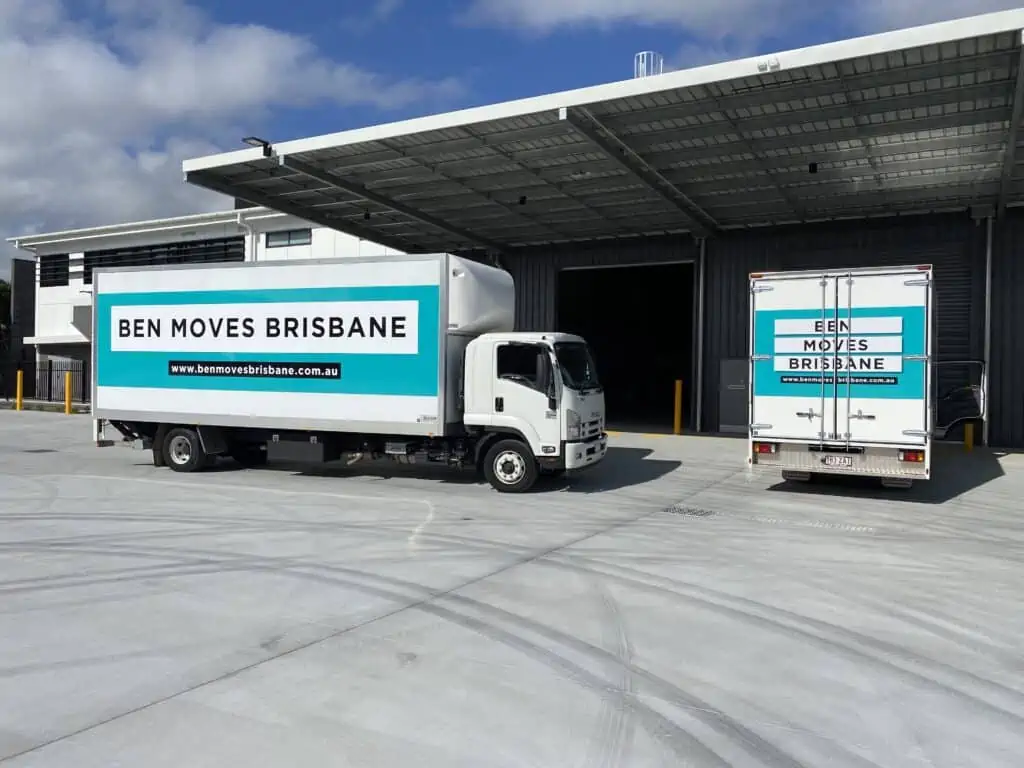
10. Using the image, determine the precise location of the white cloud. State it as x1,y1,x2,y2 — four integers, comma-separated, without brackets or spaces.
459,0,803,42
847,0,1022,33
0,0,464,275
461,0,1016,66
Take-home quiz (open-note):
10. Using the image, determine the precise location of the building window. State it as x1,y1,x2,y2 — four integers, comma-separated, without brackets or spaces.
265,229,312,248
83,236,244,284
38,253,70,287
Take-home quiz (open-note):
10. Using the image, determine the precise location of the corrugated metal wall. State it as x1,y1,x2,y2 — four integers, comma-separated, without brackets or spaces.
489,212,989,442
989,210,1024,449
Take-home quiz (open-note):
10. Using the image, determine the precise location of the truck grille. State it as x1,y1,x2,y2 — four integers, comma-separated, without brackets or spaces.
584,419,602,438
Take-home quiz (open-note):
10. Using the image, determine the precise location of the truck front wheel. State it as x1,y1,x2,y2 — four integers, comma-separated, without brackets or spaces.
162,427,207,473
483,439,538,493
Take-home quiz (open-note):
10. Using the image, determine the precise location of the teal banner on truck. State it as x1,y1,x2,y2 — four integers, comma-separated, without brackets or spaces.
752,305,926,401
95,285,441,396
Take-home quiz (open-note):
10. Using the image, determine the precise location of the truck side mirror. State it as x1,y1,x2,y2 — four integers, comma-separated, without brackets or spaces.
540,353,557,410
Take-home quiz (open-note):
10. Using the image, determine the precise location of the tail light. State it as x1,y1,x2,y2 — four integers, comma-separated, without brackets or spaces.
899,449,925,463
753,442,777,454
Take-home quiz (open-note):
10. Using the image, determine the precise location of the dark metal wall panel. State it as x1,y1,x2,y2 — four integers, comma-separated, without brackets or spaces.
989,210,1024,449
8,257,36,365
500,235,700,332
702,214,985,435
699,232,768,432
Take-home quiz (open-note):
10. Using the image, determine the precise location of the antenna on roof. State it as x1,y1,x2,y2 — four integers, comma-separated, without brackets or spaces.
634,51,664,78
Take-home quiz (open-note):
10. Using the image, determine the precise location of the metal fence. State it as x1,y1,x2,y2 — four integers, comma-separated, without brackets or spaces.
2,360,91,403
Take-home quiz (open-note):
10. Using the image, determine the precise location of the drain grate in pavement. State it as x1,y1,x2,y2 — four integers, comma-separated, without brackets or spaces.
663,504,715,517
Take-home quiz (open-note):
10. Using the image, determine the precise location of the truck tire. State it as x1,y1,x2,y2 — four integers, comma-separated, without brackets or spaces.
483,438,538,493
162,427,207,473
230,444,268,468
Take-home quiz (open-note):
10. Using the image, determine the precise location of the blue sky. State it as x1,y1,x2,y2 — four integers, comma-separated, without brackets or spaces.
166,0,875,143
0,0,1013,272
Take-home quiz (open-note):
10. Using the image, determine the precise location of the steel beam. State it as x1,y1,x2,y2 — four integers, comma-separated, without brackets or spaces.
374,138,572,242
184,170,426,254
279,156,507,252
998,31,1024,217
456,122,647,240
559,106,719,236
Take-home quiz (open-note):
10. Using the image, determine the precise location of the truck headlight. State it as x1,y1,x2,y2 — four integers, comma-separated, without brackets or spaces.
567,409,581,440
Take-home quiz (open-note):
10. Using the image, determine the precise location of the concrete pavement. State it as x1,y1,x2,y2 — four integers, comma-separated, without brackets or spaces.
1,412,1022,766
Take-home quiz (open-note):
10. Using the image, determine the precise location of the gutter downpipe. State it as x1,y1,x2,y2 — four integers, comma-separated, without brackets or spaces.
237,212,256,262
983,215,994,446
695,236,706,433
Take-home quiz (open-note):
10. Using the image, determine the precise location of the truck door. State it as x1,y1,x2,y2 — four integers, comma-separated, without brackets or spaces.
834,269,930,446
492,342,562,455
751,273,837,443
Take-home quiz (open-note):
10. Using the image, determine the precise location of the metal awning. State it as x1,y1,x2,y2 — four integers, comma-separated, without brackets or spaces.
182,9,1024,254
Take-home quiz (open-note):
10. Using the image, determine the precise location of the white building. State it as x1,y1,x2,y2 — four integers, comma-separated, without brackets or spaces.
7,206,404,375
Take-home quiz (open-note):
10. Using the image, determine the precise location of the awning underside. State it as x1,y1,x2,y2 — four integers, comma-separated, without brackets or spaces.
185,30,1024,254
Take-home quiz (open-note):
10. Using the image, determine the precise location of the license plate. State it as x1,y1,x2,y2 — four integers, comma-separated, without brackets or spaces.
822,454,853,468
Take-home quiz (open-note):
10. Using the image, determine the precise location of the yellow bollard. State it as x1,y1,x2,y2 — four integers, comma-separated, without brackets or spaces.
673,379,683,435
64,370,73,415
964,422,974,452
15,369,23,411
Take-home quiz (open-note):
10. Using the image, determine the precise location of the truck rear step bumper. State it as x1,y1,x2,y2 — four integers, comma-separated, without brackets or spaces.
752,441,929,480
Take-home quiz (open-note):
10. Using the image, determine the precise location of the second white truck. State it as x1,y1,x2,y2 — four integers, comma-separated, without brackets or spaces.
748,264,934,488
91,253,607,493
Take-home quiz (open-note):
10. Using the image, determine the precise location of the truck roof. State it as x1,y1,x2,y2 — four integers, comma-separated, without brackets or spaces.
481,331,587,345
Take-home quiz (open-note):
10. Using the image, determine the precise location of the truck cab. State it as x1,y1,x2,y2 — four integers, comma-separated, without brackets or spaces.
463,331,607,489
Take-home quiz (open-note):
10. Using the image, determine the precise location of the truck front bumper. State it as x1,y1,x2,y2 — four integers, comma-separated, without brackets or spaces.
565,433,608,471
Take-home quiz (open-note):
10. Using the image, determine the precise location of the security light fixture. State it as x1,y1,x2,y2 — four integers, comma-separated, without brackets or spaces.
242,136,273,158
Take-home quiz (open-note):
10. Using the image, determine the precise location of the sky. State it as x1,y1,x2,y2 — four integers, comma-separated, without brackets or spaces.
0,0,1017,275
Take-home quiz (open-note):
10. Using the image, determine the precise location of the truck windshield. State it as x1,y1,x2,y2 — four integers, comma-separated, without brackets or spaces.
554,342,601,392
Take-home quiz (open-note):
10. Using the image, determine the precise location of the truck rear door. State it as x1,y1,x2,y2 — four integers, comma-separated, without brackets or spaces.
834,268,930,446
750,273,837,443
750,268,930,446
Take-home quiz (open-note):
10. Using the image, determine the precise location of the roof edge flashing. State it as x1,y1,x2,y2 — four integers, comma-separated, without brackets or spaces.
6,207,274,251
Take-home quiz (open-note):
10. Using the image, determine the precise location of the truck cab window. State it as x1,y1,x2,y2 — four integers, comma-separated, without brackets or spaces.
497,344,545,391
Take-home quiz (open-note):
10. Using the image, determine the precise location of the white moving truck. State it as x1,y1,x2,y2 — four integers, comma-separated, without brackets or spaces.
92,254,607,493
748,265,933,488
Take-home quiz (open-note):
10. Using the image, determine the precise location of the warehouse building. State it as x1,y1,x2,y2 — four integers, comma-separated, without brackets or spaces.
179,10,1024,448
7,206,400,399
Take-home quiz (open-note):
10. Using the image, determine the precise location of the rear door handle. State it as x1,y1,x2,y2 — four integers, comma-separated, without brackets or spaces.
796,409,818,419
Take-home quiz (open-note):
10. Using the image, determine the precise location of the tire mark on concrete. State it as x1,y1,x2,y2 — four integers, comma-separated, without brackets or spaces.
10,517,1024,728
1,471,809,768
542,553,1024,725
582,580,636,768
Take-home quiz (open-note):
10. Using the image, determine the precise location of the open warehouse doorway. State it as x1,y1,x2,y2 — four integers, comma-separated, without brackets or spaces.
556,262,696,432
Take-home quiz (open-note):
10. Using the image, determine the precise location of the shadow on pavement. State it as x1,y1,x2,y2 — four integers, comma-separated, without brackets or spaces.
169,445,681,494
554,447,681,493
765,443,1006,504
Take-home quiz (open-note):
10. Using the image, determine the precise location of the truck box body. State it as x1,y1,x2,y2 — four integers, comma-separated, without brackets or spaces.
92,253,514,437
748,265,933,483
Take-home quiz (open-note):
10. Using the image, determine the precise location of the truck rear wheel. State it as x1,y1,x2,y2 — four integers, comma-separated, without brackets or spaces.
483,438,538,493
162,427,207,473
